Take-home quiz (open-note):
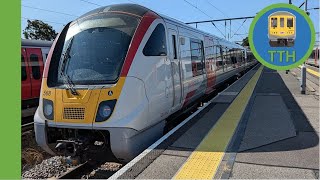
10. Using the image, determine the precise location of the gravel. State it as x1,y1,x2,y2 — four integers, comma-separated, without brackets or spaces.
22,128,52,171
83,162,123,179
22,156,75,179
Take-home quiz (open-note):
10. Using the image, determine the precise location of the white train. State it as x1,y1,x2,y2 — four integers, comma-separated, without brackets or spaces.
34,4,256,162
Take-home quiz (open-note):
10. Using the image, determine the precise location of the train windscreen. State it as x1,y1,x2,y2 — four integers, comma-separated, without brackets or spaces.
271,18,277,28
280,18,284,27
54,13,140,85
287,18,293,28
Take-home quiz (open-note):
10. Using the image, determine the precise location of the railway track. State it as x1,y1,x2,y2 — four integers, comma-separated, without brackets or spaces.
21,107,37,133
22,122,34,133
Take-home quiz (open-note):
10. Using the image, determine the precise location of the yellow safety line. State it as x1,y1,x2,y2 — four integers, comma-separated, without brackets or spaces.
306,68,320,77
174,66,263,179
299,65,320,77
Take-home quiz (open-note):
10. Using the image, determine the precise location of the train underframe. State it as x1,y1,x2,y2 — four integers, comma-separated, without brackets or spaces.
269,38,295,47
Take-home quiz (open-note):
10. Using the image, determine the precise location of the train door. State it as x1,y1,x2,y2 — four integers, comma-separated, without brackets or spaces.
21,48,32,100
167,25,182,112
204,36,216,94
25,48,44,99
279,16,286,35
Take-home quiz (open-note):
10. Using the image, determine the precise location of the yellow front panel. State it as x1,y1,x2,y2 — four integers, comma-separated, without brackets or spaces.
95,77,126,123
269,15,295,37
40,77,127,124
41,79,55,102
55,89,101,124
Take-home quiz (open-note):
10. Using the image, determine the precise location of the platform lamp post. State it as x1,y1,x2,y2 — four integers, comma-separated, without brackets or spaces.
300,0,308,94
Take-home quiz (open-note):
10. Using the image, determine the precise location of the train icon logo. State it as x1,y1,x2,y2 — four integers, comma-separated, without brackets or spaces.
249,3,315,70
268,11,296,47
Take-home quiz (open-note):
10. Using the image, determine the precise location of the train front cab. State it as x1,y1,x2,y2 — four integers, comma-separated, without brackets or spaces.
34,5,170,162
268,11,296,47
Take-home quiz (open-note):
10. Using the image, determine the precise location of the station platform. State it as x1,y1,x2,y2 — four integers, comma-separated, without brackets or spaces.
307,58,319,68
110,64,319,179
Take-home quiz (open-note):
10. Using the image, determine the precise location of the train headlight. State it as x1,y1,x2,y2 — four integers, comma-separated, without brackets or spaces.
43,99,54,120
95,100,116,122
99,105,111,118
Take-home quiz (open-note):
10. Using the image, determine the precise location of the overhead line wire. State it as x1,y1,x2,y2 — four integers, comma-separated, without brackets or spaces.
183,0,227,39
205,0,249,36
183,0,214,19
231,19,247,38
21,17,66,25
79,0,103,7
183,0,245,40
22,4,79,17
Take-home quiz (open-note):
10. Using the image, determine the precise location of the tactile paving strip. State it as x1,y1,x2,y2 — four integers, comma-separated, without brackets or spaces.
174,66,263,179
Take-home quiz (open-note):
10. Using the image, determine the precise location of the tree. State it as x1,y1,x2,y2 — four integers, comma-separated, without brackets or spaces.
23,20,58,41
242,37,249,47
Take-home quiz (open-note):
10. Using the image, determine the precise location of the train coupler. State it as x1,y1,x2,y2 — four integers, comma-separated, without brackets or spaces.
55,139,89,160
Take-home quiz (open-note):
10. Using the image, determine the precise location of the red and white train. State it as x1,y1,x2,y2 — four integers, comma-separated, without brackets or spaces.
22,39,52,108
34,4,257,162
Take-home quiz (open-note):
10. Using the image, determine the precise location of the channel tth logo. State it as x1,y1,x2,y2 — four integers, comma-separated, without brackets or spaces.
249,3,315,70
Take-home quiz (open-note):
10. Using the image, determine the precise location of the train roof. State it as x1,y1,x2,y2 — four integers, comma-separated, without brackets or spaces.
78,3,149,19
161,14,244,49
21,39,53,47
269,11,295,17
76,3,244,50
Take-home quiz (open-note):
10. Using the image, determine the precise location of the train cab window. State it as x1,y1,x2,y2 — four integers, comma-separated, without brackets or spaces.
287,18,293,28
30,54,41,80
280,18,284,27
271,18,277,28
21,54,27,81
143,24,167,56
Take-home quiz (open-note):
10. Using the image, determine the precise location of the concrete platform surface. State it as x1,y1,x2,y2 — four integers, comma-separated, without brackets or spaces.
238,95,296,151
229,67,319,179
111,65,319,180
230,162,317,179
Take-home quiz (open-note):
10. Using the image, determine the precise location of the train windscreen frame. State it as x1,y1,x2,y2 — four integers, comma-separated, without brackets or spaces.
48,13,140,86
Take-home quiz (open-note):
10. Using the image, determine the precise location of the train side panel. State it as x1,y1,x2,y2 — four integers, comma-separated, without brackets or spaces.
176,24,207,108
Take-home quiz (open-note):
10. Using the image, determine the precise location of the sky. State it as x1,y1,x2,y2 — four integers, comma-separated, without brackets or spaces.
21,0,319,44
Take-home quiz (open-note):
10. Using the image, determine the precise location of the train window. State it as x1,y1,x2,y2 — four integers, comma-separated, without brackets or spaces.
21,54,27,81
280,18,284,27
225,48,231,66
143,24,167,56
231,50,237,67
190,40,204,75
172,35,177,59
30,54,41,80
287,18,293,28
271,18,277,28
215,46,223,69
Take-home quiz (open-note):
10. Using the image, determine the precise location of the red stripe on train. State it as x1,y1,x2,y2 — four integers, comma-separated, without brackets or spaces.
43,32,61,78
182,89,197,108
120,11,158,77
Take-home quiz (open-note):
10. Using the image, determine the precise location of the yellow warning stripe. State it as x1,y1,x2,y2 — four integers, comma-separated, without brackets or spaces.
174,66,263,179
306,68,320,77
299,65,320,77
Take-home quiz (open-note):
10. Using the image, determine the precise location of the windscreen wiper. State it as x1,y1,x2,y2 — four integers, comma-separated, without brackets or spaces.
59,37,79,96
